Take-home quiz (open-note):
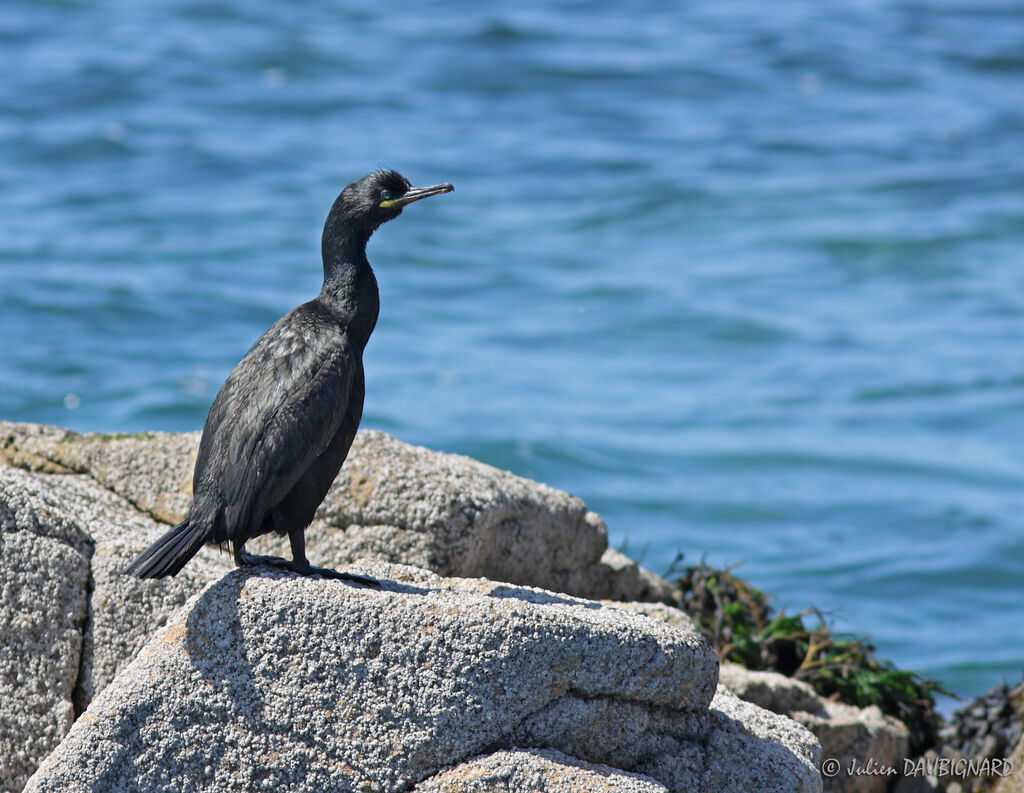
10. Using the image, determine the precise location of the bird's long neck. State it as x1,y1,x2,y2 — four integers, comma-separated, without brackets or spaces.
319,229,380,350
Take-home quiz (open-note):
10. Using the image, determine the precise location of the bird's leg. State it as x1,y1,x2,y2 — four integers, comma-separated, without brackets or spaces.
288,528,380,587
233,541,293,569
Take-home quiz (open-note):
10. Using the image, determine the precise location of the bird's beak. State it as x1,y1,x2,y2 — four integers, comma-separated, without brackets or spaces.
382,183,454,208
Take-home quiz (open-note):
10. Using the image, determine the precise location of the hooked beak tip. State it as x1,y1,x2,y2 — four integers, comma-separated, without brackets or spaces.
396,182,454,207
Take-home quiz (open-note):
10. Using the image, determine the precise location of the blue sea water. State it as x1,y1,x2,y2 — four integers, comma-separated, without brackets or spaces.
1,0,1023,707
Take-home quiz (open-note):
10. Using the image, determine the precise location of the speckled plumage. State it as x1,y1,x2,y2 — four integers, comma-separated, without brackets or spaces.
124,170,453,580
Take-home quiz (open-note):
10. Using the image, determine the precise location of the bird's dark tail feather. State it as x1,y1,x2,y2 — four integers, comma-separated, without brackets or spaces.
122,515,213,579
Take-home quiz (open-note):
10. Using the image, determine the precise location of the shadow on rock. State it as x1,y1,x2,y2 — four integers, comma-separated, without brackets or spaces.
487,584,603,610
185,572,261,728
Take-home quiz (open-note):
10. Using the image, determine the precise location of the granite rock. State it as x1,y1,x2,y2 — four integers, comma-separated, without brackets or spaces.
300,430,674,601
411,748,670,792
0,462,232,793
3,422,822,793
24,563,818,793
0,467,92,793
706,685,823,793
0,422,673,603
720,663,908,793
604,599,698,633
0,422,198,525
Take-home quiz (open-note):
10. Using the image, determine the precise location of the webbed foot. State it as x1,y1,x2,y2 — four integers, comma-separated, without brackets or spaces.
235,550,294,569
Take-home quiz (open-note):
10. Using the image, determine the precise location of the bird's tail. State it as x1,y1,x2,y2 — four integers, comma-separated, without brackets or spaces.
122,515,213,579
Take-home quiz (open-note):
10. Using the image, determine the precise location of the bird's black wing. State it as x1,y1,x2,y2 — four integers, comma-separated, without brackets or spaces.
195,304,354,541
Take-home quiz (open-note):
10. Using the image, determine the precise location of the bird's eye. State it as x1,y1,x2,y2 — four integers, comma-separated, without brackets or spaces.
381,190,393,201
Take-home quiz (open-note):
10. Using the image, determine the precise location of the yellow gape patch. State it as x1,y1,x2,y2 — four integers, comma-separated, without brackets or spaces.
379,199,399,208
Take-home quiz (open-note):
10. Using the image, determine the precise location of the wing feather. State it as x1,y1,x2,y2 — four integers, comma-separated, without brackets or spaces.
194,304,354,540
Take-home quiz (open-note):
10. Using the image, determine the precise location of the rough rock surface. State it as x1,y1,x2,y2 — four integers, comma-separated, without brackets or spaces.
411,748,670,792
0,467,91,793
0,462,232,793
707,685,822,793
720,663,908,793
0,422,198,525
605,599,698,633
0,421,676,792
24,563,819,793
0,422,673,603
3,423,825,793
317,431,674,601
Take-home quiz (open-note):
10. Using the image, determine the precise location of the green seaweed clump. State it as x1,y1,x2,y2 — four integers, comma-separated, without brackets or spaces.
670,557,947,755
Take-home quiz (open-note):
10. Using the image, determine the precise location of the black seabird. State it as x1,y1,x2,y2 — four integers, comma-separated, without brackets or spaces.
124,170,453,583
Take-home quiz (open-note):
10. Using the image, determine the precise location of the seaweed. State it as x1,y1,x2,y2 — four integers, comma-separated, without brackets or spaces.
668,555,947,755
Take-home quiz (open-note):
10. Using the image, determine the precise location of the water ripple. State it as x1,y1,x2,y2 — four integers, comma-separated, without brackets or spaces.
1,0,1022,703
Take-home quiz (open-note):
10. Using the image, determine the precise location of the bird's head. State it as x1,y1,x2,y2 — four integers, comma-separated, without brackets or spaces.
326,170,454,243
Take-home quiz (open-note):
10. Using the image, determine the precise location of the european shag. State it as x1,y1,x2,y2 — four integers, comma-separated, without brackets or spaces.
123,170,453,583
